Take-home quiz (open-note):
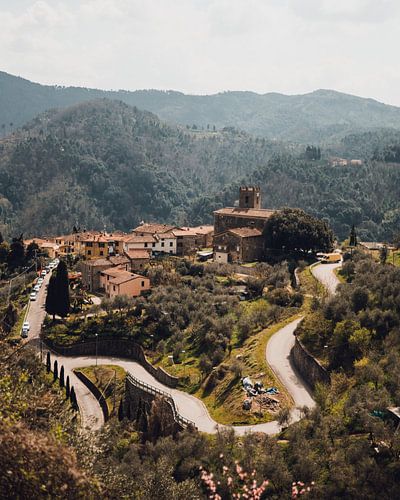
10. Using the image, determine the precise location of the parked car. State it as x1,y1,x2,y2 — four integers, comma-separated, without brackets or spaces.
30,292,37,301
33,284,40,292
21,321,30,338
37,278,44,285
40,270,47,277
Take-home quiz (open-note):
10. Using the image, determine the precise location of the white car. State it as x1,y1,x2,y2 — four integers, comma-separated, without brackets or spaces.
37,277,44,284
33,284,40,292
30,292,37,301
41,270,47,277
21,321,30,338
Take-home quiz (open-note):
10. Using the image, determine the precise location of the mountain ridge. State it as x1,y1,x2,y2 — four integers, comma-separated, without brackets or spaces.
2,71,400,142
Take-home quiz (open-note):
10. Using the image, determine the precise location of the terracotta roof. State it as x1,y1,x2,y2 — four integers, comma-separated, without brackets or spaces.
125,235,157,244
213,207,276,219
85,258,111,267
158,232,176,239
228,227,263,238
108,255,130,266
101,267,128,278
191,225,214,235
173,229,199,237
132,223,177,235
124,249,151,260
109,272,147,285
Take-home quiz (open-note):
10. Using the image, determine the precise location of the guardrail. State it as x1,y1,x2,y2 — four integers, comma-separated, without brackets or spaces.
126,373,195,429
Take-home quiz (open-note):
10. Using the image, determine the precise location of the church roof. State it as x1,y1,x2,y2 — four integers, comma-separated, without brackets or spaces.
228,227,263,238
213,207,275,219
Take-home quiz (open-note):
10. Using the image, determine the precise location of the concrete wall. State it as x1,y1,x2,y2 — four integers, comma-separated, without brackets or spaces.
45,338,179,388
291,336,331,389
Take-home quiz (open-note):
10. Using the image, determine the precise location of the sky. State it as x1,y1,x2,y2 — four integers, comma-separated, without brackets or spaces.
1,0,399,105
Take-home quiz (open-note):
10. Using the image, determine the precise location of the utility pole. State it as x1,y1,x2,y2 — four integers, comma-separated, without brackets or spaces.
95,333,98,366
113,369,117,416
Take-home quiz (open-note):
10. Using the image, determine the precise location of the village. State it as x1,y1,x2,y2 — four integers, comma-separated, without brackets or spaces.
25,186,284,299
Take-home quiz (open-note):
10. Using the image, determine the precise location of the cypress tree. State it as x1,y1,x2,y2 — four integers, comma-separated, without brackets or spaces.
45,261,70,320
46,351,51,373
54,260,70,318
70,386,77,409
59,366,65,387
349,224,358,247
65,375,70,399
118,400,124,421
53,359,58,381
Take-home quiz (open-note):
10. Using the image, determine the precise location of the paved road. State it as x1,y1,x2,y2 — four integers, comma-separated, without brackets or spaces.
26,271,104,431
24,262,341,434
311,262,341,295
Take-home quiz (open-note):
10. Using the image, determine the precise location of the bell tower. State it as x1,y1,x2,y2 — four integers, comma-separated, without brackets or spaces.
239,186,261,209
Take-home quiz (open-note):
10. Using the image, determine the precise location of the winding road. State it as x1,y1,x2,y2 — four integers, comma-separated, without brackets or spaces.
26,262,340,434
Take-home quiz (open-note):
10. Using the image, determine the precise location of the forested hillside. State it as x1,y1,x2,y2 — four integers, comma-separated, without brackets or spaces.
0,99,284,236
1,97,400,241
3,71,400,143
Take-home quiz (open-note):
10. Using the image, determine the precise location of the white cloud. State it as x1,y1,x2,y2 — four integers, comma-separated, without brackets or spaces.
0,0,399,105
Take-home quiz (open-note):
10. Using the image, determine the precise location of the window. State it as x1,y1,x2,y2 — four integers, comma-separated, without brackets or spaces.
141,281,145,287
107,276,110,281
100,251,104,256
170,242,173,247
99,242,105,248
161,242,164,248
86,242,93,247
152,242,155,248
144,242,148,248
87,250,91,255
245,195,249,204
113,285,116,291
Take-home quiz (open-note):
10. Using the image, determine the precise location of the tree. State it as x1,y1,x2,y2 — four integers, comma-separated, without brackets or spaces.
70,386,77,409
25,241,39,262
0,241,9,263
349,224,358,247
264,208,334,254
45,261,70,319
379,244,388,264
46,351,51,373
65,375,70,399
53,360,58,381
59,365,65,387
7,235,25,269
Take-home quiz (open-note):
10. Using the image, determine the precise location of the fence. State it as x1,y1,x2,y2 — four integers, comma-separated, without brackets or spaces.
126,373,195,429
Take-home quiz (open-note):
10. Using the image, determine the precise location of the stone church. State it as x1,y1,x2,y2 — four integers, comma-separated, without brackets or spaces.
213,186,276,263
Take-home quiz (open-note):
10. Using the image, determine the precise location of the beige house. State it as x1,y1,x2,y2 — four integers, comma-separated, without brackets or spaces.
100,267,151,298
25,238,60,259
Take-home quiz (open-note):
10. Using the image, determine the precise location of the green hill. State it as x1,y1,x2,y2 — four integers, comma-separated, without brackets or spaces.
0,99,283,236
2,71,400,143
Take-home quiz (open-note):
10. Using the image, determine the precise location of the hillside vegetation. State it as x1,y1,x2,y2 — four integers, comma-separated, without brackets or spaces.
0,99,283,236
3,71,400,142
1,98,400,240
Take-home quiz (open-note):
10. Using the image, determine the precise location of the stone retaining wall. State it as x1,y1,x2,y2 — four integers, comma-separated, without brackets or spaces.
45,338,178,388
291,336,331,389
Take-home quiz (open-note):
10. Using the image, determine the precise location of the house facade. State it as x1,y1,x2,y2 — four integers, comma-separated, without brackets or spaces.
100,267,151,298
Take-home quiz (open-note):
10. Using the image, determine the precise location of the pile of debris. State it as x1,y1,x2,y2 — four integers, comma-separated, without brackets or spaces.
241,377,280,411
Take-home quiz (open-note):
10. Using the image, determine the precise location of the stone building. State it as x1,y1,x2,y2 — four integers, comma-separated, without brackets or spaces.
213,186,276,263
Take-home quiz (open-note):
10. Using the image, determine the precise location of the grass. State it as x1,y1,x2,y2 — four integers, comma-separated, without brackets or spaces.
334,267,347,283
8,303,29,343
387,250,400,267
191,313,300,425
297,266,324,298
76,365,126,416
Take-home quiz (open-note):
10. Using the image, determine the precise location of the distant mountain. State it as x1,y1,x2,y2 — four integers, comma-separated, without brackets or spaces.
2,71,400,143
0,99,283,237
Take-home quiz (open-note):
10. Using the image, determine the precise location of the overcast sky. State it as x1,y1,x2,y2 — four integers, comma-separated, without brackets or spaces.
1,0,399,105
